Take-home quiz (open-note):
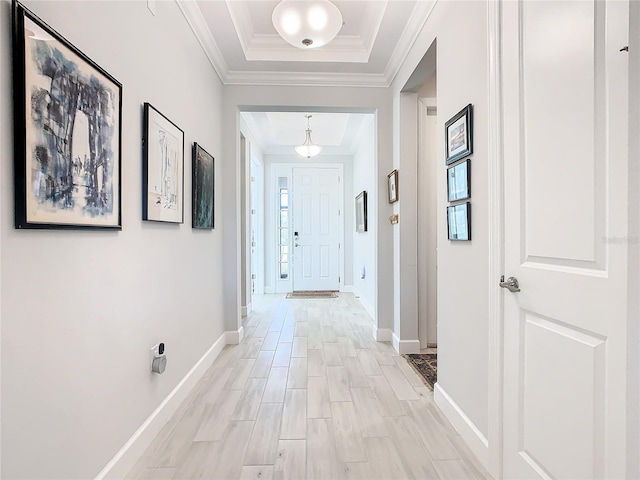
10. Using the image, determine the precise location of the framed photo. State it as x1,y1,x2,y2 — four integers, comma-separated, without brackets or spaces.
13,2,122,229
445,104,473,165
192,143,214,229
143,103,184,223
387,169,398,203
447,202,471,241
447,159,471,202
356,191,367,233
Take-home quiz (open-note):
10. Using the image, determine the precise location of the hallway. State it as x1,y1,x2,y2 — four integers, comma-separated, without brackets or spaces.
127,294,489,479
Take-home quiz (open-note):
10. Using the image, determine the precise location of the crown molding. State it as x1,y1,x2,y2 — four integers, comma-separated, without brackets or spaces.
223,70,389,88
176,0,230,83
383,0,438,87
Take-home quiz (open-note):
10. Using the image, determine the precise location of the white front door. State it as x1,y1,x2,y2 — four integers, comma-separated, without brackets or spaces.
502,1,629,478
292,167,340,291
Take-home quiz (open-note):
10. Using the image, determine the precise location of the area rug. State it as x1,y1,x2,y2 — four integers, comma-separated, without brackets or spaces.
286,291,339,299
403,353,437,390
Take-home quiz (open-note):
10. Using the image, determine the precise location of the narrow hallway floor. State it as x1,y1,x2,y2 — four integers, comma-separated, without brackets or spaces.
127,293,490,480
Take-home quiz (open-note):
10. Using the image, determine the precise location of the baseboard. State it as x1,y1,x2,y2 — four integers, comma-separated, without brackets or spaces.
241,303,252,318
392,332,420,354
264,286,275,294
372,325,392,342
434,383,489,470
95,331,228,479
356,295,375,321
225,326,244,345
340,285,354,293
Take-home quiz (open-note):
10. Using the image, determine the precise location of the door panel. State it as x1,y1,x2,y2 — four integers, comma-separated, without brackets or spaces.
502,1,628,478
292,167,340,291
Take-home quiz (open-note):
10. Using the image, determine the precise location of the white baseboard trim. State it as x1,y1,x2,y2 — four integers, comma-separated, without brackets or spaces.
264,286,275,294
225,326,244,345
241,303,252,318
391,333,420,354
434,383,489,470
355,294,376,321
340,285,354,293
95,332,228,480
372,325,392,342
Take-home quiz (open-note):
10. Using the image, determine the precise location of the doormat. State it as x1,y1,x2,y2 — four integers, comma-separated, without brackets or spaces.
403,353,437,390
286,291,339,299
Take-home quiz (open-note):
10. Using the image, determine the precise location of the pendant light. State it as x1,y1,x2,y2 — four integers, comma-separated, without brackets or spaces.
295,115,322,158
272,0,343,49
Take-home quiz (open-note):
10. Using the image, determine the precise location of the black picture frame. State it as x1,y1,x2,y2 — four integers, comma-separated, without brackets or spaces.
447,202,471,241
192,143,214,229
13,1,123,230
445,104,473,165
356,190,367,233
143,103,184,224
447,159,471,202
387,169,398,203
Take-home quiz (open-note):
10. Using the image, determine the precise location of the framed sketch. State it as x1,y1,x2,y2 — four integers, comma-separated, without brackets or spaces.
447,159,471,202
192,143,214,229
356,190,367,233
445,104,473,165
143,103,184,223
13,2,122,229
447,202,471,241
387,169,398,203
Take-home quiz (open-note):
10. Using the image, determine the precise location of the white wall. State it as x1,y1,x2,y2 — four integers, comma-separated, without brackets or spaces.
264,155,353,293
391,0,490,456
0,1,224,478
352,116,377,318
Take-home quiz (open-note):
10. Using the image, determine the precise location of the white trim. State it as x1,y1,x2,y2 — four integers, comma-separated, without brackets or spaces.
94,332,228,480
241,304,252,318
225,326,245,345
434,383,490,470
487,1,505,478
340,285,354,293
355,291,375,320
264,286,275,294
392,332,420,354
372,325,392,342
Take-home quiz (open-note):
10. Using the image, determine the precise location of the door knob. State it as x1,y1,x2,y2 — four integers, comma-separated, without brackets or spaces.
499,275,521,293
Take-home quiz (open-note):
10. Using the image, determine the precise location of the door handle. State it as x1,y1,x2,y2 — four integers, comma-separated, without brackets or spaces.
499,275,521,293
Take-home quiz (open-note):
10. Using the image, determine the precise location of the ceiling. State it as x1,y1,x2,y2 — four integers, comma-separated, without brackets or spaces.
177,1,433,155
177,0,437,87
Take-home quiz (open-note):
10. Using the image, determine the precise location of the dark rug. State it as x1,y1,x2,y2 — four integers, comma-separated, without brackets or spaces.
403,353,437,390
286,291,338,299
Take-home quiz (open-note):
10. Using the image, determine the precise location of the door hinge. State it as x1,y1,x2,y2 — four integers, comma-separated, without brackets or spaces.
339,276,341,283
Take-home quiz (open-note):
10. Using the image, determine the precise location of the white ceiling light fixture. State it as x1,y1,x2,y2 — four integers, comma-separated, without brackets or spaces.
272,0,343,49
295,115,322,158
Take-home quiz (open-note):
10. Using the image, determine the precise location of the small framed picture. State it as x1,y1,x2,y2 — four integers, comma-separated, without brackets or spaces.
143,103,184,223
387,169,398,203
356,191,367,233
447,202,471,241
445,104,473,165
447,159,471,202
192,143,214,229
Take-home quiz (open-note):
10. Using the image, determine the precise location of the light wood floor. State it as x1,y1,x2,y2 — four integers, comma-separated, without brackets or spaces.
127,294,490,480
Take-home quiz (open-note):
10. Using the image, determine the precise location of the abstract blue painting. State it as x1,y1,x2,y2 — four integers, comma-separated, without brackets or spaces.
14,3,122,229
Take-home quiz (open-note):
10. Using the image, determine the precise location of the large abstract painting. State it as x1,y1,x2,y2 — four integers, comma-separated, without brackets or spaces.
13,2,122,229
143,103,184,224
192,143,214,229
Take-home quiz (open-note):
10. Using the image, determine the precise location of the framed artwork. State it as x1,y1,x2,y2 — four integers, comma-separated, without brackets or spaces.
387,169,398,203
13,2,122,229
447,159,471,202
192,143,214,229
445,104,473,165
447,202,471,241
356,190,367,233
143,103,184,223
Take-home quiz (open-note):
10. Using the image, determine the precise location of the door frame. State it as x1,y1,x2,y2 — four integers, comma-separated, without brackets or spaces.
270,163,345,294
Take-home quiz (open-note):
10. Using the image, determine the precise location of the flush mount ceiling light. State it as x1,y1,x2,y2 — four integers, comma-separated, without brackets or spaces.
272,0,343,49
295,115,322,158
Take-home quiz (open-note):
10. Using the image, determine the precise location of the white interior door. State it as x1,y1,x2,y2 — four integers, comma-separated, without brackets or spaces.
292,167,340,291
502,1,629,478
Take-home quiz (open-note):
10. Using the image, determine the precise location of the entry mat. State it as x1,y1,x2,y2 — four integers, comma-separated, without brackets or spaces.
286,291,339,299
403,353,437,390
